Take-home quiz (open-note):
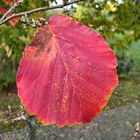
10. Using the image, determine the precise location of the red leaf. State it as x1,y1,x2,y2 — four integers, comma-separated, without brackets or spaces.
17,15,118,126
0,8,7,14
0,7,19,27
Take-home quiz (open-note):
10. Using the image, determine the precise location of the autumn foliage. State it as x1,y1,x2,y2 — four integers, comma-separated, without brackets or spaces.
16,15,118,126
0,7,19,27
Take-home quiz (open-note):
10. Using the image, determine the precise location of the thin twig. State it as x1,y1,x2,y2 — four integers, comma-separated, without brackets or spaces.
24,13,32,25
0,0,84,25
8,105,12,119
0,105,26,123
0,0,22,22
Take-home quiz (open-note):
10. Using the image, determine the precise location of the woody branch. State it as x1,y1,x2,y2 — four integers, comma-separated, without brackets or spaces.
0,0,84,26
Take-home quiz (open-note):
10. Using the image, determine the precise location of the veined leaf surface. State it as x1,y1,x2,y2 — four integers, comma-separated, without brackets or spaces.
17,15,118,126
